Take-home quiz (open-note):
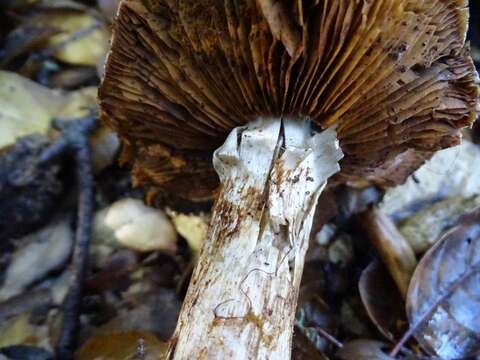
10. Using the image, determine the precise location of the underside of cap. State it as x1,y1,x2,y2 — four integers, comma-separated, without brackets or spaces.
100,0,478,201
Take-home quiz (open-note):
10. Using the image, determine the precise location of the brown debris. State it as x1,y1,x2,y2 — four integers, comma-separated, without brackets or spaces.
358,208,417,298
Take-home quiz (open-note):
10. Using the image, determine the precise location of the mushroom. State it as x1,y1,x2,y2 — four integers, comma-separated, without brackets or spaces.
99,0,479,358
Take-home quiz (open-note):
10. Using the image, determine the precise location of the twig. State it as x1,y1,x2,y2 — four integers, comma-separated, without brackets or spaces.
314,326,343,349
42,112,97,360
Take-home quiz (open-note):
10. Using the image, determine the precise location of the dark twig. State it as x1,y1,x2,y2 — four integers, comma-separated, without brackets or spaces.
44,112,97,360
314,326,344,349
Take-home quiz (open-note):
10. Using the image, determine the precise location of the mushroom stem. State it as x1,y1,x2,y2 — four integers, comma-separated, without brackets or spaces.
168,118,343,359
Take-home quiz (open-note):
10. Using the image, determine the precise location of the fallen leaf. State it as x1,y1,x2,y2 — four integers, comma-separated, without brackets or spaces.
0,219,73,301
45,11,109,66
359,261,407,342
0,71,98,149
0,72,63,148
399,195,480,254
380,142,480,219
36,0,88,10
406,209,480,359
0,313,50,349
359,208,417,298
4,0,88,11
75,331,167,360
167,210,208,259
53,86,98,119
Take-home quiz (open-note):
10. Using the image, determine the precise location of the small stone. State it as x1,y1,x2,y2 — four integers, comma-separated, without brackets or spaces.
93,198,177,253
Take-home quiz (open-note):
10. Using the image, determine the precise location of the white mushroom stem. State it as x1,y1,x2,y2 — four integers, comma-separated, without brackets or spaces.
168,118,343,359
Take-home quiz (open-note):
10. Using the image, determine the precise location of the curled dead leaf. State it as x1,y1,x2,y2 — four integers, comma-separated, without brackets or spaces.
359,261,407,342
359,208,417,298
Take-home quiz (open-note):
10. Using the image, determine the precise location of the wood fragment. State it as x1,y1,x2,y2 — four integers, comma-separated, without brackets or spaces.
359,208,417,298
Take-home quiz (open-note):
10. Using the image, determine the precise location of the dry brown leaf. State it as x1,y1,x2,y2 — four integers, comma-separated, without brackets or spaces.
404,209,480,359
359,208,417,297
359,261,407,342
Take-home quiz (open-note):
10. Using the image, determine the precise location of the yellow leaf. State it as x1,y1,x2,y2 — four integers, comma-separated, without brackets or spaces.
47,12,110,66
0,71,98,149
167,210,208,260
0,314,49,348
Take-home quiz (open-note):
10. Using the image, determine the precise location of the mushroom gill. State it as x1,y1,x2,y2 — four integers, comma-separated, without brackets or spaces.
100,0,478,196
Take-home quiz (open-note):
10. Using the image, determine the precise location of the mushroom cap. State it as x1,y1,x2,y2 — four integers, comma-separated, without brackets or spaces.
100,0,479,202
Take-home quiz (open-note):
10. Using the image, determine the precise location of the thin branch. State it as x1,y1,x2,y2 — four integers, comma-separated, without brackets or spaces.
47,113,97,360
314,326,343,349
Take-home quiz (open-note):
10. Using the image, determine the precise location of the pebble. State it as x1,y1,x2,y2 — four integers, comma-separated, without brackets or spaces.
93,198,177,253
